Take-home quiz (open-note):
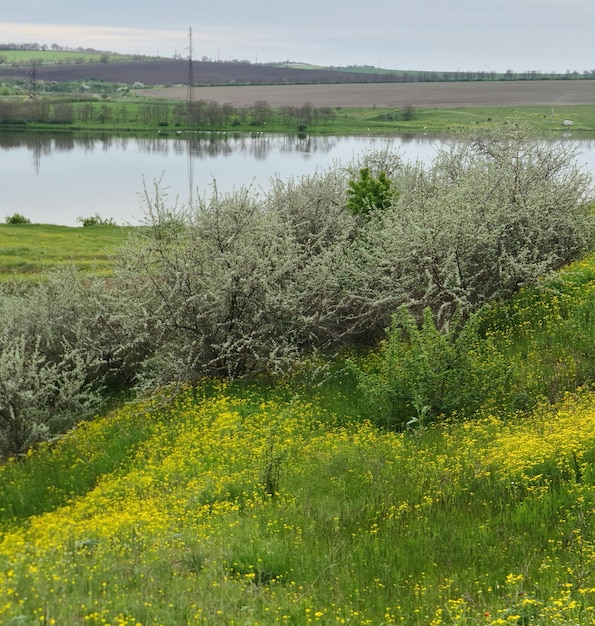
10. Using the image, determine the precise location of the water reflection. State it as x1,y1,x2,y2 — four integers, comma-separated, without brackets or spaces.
1,131,594,226
2,130,594,159
0,132,333,157
0,131,409,168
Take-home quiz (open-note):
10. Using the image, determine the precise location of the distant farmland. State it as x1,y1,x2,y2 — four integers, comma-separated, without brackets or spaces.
1,58,594,108
139,80,595,108
0,59,398,86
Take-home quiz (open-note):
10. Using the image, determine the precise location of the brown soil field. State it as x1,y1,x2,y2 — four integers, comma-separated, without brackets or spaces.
141,80,595,108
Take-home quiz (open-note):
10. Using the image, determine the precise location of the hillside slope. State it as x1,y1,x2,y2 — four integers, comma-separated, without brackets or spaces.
0,253,594,624
0,59,399,86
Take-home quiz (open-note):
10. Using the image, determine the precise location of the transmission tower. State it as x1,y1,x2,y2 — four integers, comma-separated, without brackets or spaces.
187,27,194,118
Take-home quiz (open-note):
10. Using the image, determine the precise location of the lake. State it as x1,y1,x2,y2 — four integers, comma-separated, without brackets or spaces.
2,132,595,226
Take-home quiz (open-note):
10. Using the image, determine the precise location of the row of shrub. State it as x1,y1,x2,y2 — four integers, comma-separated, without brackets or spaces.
0,127,593,456
4,212,116,226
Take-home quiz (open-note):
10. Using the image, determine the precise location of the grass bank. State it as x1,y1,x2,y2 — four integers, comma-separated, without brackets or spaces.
313,104,595,134
2,97,595,135
0,252,593,625
0,376,593,625
0,223,133,280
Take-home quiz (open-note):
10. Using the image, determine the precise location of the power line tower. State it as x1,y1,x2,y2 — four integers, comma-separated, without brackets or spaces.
187,27,194,119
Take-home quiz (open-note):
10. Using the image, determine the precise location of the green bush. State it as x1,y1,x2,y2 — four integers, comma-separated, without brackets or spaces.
353,306,511,429
354,253,595,429
77,213,116,227
346,166,392,215
401,104,415,120
5,213,31,224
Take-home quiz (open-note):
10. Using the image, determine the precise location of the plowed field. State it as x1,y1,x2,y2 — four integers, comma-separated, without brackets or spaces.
141,80,595,108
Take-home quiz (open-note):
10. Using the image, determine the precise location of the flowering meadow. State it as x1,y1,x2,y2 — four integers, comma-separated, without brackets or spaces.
0,249,594,623
0,375,594,625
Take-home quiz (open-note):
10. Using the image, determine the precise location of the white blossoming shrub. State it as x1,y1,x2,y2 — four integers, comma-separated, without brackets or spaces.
117,128,593,380
0,269,154,455
0,127,592,454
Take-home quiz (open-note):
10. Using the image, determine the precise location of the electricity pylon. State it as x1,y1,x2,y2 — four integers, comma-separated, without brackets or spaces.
187,27,194,119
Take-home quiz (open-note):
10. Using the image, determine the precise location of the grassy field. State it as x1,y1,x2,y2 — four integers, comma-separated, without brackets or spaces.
4,100,595,135
315,104,595,134
0,252,593,625
0,49,135,65
0,224,133,279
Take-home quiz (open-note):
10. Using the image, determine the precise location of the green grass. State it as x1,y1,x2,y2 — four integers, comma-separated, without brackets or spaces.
320,104,595,134
0,49,139,65
0,223,133,280
3,97,595,134
0,375,593,624
0,251,593,624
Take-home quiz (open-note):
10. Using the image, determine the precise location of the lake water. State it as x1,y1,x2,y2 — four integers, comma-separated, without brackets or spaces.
2,132,595,226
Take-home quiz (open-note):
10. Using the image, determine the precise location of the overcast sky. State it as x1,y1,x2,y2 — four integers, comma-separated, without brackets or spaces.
1,0,593,73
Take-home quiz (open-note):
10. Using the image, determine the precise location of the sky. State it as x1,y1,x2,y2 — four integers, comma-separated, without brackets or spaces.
1,0,594,73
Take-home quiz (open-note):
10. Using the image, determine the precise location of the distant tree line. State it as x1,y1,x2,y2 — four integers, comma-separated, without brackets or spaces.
0,98,337,128
185,100,336,127
0,42,116,56
375,69,595,82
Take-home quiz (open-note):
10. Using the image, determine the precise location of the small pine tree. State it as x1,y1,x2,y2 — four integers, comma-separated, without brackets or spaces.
346,167,392,215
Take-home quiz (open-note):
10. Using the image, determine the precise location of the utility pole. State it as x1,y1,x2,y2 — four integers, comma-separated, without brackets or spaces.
187,27,194,120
